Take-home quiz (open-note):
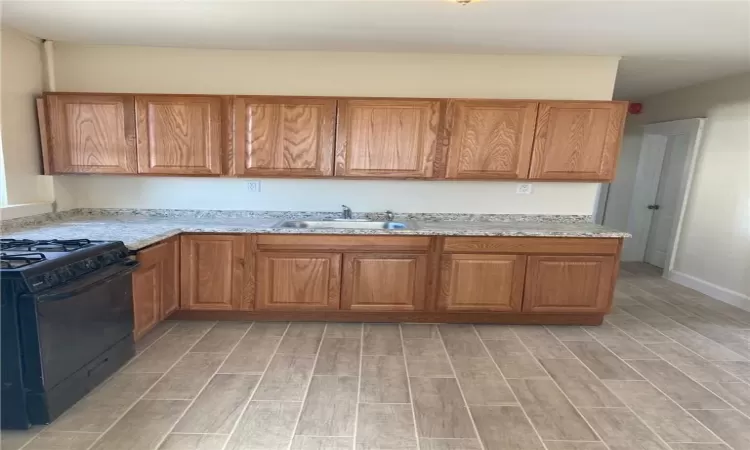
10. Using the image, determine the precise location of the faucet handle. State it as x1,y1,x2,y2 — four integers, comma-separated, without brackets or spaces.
385,210,395,221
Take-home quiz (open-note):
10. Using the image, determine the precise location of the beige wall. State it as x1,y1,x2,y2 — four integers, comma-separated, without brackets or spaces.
53,44,618,99
610,73,750,301
0,27,54,208
50,43,619,214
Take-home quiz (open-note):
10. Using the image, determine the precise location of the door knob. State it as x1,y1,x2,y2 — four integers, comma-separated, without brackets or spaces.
647,204,660,210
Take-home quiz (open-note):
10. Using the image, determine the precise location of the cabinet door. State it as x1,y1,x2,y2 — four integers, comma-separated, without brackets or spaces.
439,254,525,312
523,255,615,313
256,252,341,310
335,99,440,178
160,237,180,318
342,253,427,311
180,235,246,310
234,97,335,176
132,257,161,340
445,101,537,179
529,101,627,181
45,94,137,174
135,96,222,175
133,243,166,340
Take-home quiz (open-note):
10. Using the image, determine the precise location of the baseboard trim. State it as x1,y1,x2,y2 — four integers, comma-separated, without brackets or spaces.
666,270,750,312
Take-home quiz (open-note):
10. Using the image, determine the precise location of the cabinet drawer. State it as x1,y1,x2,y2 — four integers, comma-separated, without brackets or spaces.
256,235,430,252
443,237,620,255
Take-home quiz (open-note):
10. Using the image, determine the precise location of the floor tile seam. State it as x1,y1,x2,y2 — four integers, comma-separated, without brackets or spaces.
286,323,329,450
513,327,610,450
622,282,750,333
555,332,683,450
580,331,736,449
135,321,180,356
471,325,550,450
615,305,749,363
436,326,491,450
351,322,365,450
151,321,256,450
215,321,291,450
79,322,217,450
399,324,423,450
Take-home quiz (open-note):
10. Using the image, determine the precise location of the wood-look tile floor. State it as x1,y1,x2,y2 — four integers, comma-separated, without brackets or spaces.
4,263,750,450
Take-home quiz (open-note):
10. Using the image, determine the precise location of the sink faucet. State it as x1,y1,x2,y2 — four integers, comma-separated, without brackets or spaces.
342,205,352,220
385,210,395,221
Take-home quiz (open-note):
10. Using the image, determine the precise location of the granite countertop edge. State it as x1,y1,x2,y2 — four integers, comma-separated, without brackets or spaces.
1,212,631,251
96,227,630,251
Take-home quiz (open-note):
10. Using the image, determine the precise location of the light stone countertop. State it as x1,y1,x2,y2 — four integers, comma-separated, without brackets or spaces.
1,212,630,251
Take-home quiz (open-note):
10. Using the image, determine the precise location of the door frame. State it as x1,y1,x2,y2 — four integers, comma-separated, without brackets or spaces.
624,118,705,274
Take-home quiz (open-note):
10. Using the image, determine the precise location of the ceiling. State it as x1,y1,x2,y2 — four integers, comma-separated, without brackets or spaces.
2,0,749,99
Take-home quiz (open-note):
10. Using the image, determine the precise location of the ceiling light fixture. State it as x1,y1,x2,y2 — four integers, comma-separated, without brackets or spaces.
455,0,475,5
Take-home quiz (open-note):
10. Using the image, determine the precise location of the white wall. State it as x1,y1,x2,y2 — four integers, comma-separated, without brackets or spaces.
0,27,54,209
54,176,598,215
607,73,750,302
51,43,619,214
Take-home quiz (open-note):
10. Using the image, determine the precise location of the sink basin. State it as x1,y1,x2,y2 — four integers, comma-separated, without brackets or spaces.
275,220,411,230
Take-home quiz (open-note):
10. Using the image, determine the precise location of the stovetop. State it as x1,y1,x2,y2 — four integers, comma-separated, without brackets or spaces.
0,239,131,293
1,239,95,253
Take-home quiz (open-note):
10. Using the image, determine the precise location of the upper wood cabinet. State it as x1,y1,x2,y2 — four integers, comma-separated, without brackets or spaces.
523,255,616,313
255,251,341,310
135,95,223,175
438,254,526,312
180,234,246,311
45,94,137,174
342,253,427,311
233,97,336,177
529,101,627,181
335,99,441,178
445,101,538,179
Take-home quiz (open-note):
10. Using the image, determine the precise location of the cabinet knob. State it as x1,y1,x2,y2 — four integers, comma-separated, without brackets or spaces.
647,204,660,210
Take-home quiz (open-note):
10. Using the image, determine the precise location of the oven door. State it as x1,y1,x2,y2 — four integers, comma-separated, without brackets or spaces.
20,260,138,392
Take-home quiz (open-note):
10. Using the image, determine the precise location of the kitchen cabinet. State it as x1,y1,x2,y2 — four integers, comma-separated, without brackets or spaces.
40,92,627,182
180,234,246,311
523,255,616,313
233,96,336,176
135,95,223,175
438,254,525,312
132,237,180,339
335,98,441,178
45,94,137,174
256,252,341,310
444,101,538,179
529,101,627,181
168,234,621,324
342,253,427,311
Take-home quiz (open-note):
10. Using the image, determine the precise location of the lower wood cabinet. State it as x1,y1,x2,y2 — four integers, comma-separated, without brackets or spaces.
438,254,526,312
255,252,341,310
342,253,427,311
163,233,621,323
180,234,247,311
132,237,179,339
523,255,616,313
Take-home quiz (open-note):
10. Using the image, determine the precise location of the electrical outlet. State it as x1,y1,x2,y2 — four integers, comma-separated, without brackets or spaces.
516,183,533,195
246,181,262,193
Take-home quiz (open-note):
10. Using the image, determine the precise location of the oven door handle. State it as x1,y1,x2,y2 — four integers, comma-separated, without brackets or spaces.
27,260,140,302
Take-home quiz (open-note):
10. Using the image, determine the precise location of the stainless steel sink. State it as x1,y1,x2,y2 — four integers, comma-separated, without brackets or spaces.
275,219,412,230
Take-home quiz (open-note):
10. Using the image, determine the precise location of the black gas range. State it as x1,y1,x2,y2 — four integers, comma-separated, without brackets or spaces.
1,238,139,429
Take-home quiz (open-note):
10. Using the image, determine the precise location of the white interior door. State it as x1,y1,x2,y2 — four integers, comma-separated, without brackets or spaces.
621,118,705,272
644,133,691,267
